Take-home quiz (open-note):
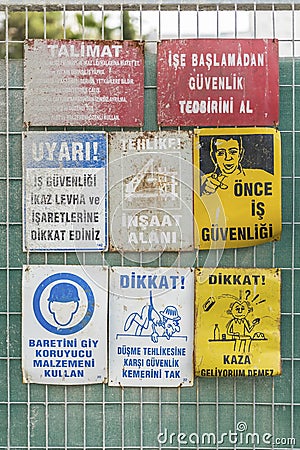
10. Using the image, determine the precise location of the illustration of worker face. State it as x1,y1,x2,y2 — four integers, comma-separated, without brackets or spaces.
210,136,244,176
160,306,181,339
48,283,80,327
228,300,252,319
164,319,180,339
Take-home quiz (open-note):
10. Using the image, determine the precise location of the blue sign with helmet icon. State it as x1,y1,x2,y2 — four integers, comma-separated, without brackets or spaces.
33,272,95,335
22,265,108,385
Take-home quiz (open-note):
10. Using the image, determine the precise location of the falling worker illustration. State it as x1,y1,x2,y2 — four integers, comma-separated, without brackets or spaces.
47,282,80,327
123,291,182,342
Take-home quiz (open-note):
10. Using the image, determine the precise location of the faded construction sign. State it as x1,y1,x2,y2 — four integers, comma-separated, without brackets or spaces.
24,39,144,127
23,132,107,251
22,265,108,384
157,39,279,127
194,267,281,377
194,127,281,249
109,131,193,252
109,267,194,387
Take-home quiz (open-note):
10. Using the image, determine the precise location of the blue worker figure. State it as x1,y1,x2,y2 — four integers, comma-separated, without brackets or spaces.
124,291,181,343
48,282,80,327
152,305,181,343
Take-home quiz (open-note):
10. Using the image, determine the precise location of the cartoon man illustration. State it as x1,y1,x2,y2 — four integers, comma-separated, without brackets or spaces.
226,299,260,352
201,135,244,195
124,291,181,343
151,305,181,343
48,282,80,327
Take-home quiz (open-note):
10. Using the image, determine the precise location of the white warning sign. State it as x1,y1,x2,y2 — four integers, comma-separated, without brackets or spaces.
22,265,108,384
109,266,194,387
23,132,108,251
109,131,194,253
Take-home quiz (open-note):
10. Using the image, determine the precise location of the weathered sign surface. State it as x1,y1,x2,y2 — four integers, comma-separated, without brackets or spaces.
24,39,144,127
193,127,281,249
23,131,108,251
194,267,281,376
109,266,194,387
22,265,108,384
109,131,194,253
157,39,279,126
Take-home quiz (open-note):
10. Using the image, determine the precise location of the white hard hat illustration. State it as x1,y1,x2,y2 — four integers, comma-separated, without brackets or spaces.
160,305,181,321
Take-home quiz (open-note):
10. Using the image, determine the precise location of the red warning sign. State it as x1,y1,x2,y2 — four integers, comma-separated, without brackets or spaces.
24,39,144,127
157,39,279,127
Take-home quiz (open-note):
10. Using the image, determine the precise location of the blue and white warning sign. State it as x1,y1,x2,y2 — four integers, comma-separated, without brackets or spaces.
23,132,108,251
109,267,194,387
22,265,108,384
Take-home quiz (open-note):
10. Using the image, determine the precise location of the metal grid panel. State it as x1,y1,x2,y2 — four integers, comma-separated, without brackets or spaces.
0,2,299,449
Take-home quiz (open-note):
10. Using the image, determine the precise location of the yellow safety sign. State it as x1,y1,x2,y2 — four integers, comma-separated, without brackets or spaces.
195,268,281,377
194,127,281,249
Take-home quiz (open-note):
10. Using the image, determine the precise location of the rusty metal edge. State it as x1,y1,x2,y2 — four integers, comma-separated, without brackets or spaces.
0,1,300,13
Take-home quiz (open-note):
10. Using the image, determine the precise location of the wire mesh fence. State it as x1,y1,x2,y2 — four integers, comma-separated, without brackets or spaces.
0,1,299,449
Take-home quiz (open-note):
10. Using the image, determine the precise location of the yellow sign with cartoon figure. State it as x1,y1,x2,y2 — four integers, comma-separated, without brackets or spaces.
195,268,281,377
194,128,281,249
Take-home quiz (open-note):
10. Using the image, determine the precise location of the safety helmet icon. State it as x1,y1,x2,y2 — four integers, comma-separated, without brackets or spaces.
160,305,181,321
48,283,80,303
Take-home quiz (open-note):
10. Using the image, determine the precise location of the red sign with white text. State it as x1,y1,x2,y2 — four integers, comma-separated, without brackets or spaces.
24,39,144,127
157,39,279,127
